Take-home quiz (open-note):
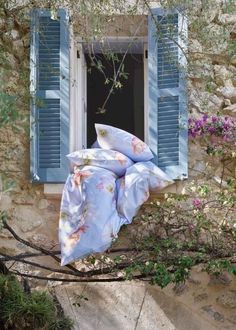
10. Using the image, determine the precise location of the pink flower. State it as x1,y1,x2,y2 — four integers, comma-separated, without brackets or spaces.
77,224,88,234
202,114,208,122
74,170,91,187
66,224,89,248
115,152,127,166
188,115,236,143
131,137,145,154
211,116,218,123
96,182,104,190
188,224,195,230
192,198,202,209
71,225,88,237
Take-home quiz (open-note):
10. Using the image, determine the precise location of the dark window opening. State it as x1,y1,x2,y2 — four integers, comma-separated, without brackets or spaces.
86,53,144,147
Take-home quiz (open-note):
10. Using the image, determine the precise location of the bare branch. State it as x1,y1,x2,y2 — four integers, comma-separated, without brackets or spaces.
3,221,84,275
12,270,147,283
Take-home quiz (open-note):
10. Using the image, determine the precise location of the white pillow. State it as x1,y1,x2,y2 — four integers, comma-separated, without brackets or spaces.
95,123,153,162
91,140,101,148
66,148,133,177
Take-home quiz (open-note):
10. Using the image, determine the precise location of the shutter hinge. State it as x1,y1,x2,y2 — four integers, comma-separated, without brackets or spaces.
145,50,148,59
77,50,80,59
32,173,40,182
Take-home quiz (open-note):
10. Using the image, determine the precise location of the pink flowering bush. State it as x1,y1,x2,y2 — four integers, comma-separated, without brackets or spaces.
123,114,236,285
188,115,236,157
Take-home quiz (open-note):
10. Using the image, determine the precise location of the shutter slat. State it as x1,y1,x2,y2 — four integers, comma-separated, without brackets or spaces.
39,93,61,167
39,123,60,127
158,95,179,168
157,13,179,90
39,141,61,145
38,16,60,91
39,114,60,117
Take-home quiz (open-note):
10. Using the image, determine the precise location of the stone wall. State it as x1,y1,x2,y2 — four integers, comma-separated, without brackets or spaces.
0,0,235,264
0,1,236,325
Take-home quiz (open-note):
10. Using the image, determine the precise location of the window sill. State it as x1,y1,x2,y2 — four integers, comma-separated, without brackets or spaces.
44,184,64,199
43,182,183,200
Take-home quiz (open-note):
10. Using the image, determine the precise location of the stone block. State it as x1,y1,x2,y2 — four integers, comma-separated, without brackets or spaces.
214,65,234,87
208,273,232,286
189,90,224,112
29,234,57,250
217,290,236,308
217,87,236,103
14,206,43,233
222,103,236,116
38,198,49,210
0,194,12,211
194,293,208,303
228,314,236,324
218,14,236,25
201,305,224,322
173,283,188,296
231,55,236,66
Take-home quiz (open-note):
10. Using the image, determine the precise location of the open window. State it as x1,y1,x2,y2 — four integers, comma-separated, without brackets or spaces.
77,38,147,147
30,8,188,184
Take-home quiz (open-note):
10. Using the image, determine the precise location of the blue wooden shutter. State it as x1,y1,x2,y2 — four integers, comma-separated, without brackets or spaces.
148,8,188,180
30,9,69,183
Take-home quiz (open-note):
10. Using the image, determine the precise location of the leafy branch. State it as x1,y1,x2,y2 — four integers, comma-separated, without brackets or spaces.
0,208,236,288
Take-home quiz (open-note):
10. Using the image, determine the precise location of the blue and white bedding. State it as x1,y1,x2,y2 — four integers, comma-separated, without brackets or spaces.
59,125,173,266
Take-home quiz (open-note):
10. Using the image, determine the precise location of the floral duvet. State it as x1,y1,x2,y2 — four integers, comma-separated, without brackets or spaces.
59,160,173,266
59,126,173,266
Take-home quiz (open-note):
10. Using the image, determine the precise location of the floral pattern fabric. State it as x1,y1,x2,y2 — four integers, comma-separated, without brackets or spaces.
66,148,133,177
59,129,173,266
95,123,154,162
59,166,120,266
59,161,173,266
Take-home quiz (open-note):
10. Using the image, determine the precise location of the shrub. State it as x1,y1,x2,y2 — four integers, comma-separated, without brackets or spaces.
0,274,73,330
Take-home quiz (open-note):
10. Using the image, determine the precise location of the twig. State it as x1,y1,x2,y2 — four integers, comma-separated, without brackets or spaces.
3,221,83,275
0,251,60,260
99,16,145,112
0,252,136,277
11,270,147,283
0,252,82,276
0,247,137,262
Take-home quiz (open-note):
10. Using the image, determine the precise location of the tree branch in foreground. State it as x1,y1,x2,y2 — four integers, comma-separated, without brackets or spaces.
1,220,236,284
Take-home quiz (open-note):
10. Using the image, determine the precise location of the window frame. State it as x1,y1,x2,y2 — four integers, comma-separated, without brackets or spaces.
73,36,149,150
44,36,148,194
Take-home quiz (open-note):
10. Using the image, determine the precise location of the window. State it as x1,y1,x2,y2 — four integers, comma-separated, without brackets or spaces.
72,38,147,149
30,8,188,184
